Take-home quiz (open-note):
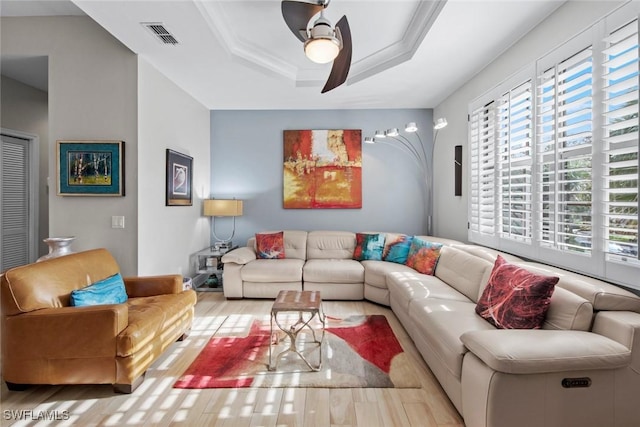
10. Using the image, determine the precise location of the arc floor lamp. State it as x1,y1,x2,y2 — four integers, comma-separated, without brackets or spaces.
364,118,448,235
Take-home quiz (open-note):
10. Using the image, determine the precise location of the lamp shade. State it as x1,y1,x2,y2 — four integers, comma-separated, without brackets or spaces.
434,118,448,130
405,122,418,132
203,199,243,217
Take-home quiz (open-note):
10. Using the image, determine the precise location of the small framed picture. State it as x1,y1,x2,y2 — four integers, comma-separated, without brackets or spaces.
57,140,125,196
166,149,193,206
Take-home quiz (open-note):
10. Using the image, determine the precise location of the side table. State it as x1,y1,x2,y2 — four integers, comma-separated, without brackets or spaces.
192,246,237,292
269,290,325,372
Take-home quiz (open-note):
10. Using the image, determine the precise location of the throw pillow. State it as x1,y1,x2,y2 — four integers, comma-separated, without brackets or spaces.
383,233,414,264
70,273,128,307
256,231,285,259
353,233,386,261
405,237,443,275
475,255,559,329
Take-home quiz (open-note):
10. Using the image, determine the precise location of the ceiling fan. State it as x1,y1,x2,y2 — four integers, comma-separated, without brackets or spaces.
281,0,352,93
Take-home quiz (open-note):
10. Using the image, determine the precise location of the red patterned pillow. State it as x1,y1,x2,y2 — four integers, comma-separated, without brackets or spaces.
476,255,558,329
256,232,285,259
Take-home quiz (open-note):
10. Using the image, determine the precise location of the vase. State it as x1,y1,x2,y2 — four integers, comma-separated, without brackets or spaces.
37,237,76,262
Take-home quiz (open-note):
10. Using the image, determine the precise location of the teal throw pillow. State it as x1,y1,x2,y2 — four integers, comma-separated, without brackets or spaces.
383,233,414,264
353,233,385,261
71,273,128,307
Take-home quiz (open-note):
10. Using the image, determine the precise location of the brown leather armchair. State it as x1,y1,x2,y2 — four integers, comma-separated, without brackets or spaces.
1,248,197,393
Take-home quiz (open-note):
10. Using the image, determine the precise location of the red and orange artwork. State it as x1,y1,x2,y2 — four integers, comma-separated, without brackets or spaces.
283,129,362,209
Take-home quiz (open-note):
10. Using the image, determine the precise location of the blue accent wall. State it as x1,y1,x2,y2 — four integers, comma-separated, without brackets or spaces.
210,109,433,246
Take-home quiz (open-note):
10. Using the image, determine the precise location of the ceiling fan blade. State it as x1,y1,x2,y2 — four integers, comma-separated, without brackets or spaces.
282,0,323,43
322,15,351,93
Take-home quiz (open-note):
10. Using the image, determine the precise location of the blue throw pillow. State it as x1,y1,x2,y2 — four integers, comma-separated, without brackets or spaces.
383,233,414,264
71,273,128,307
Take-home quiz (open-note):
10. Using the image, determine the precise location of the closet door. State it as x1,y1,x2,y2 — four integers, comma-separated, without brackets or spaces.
1,133,31,271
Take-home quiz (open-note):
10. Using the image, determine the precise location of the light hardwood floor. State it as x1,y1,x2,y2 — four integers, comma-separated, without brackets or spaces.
0,292,464,427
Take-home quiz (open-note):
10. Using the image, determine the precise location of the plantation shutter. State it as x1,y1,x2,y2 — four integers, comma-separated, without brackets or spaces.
602,19,639,260
497,81,533,242
536,46,593,253
469,102,497,242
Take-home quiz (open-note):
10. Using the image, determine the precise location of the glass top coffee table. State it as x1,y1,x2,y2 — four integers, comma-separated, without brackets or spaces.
269,290,326,372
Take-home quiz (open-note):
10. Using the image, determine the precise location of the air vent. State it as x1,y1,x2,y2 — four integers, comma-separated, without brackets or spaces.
141,22,179,45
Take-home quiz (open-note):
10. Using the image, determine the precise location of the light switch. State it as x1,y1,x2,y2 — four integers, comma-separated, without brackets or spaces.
112,216,125,229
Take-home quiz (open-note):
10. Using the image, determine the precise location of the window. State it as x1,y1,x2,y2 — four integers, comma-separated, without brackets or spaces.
498,81,533,242
602,19,639,263
468,4,640,289
469,102,497,242
536,47,593,254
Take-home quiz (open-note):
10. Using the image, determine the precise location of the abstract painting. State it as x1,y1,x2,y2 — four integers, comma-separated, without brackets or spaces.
57,140,125,196
283,129,362,209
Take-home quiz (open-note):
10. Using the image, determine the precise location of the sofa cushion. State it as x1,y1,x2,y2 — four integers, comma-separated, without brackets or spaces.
117,292,196,357
256,231,285,259
241,259,304,282
303,259,364,283
383,233,414,264
409,298,495,379
387,271,470,312
435,246,493,303
361,260,416,289
451,244,523,264
353,233,385,261
543,286,593,331
306,231,355,260
405,238,443,275
70,273,128,307
476,255,558,329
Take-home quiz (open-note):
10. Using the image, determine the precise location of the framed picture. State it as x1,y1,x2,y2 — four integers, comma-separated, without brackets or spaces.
283,129,362,209
166,149,193,206
57,140,125,196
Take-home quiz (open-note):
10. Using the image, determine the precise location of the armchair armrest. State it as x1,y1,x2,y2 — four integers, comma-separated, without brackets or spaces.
592,311,640,374
460,329,631,375
4,305,128,359
123,274,182,297
222,247,256,265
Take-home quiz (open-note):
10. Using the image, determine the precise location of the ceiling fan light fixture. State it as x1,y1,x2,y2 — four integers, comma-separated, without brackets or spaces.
304,14,341,64
305,37,340,63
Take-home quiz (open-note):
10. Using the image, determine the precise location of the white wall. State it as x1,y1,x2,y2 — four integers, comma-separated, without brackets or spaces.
211,109,433,246
137,58,210,277
0,75,49,256
2,16,138,274
433,0,625,242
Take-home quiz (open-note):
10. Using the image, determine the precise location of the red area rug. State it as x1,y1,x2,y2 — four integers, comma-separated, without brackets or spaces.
174,314,420,389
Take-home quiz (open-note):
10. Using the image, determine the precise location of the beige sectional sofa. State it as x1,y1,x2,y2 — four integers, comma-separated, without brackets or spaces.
222,230,640,427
